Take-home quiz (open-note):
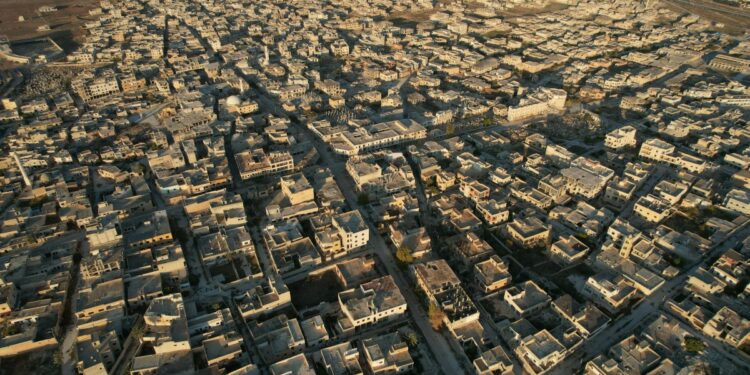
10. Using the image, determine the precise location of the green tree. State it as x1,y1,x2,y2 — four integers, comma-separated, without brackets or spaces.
357,193,370,206
401,332,418,347
52,350,63,367
684,337,705,353
130,323,145,340
395,246,414,264
428,304,445,331
188,274,200,286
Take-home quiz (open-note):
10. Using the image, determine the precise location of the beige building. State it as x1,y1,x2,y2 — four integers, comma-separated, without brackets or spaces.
360,332,414,374
506,216,550,249
473,255,512,294
507,88,567,122
338,276,407,330
550,236,589,264
332,210,369,251
604,126,637,149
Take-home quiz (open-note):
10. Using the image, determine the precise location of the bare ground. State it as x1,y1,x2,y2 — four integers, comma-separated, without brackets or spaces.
0,0,100,52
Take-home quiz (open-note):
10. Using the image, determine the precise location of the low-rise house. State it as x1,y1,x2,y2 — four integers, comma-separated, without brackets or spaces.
585,335,662,375
703,306,750,348
710,250,747,287
263,219,322,277
235,276,292,319
269,353,315,375
583,274,638,313
724,188,750,215
447,232,494,268
360,332,414,374
300,315,329,347
249,315,305,363
338,276,407,332
476,199,510,226
633,194,672,224
687,267,727,295
413,260,461,300
504,281,551,317
473,345,514,375
474,255,512,294
388,225,431,259
506,216,550,249
549,236,589,264
552,295,609,337
604,126,637,149
203,333,244,369
317,342,363,375
517,329,567,374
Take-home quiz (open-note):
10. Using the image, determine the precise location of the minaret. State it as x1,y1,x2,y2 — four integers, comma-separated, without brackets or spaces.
11,152,31,187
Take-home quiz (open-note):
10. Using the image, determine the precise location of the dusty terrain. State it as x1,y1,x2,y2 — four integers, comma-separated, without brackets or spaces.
0,0,99,52
661,0,750,35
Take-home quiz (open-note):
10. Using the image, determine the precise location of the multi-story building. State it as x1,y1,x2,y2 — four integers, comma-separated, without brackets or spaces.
604,126,637,149
338,276,407,331
507,88,567,122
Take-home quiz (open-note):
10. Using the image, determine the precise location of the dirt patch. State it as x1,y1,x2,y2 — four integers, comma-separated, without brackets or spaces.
0,347,61,373
660,0,750,36
289,270,344,310
498,1,571,19
0,0,100,52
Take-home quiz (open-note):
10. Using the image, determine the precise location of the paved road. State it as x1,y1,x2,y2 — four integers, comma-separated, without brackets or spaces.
300,128,466,375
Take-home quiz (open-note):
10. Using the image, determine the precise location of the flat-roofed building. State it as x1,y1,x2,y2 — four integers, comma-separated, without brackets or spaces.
506,216,550,249
473,345,514,375
504,281,551,317
550,236,589,264
412,259,461,299
709,54,750,74
318,342,363,375
724,189,750,215
338,276,407,330
517,330,566,374
473,255,512,294
270,353,315,375
584,274,637,313
332,210,369,251
604,126,637,149
360,332,414,374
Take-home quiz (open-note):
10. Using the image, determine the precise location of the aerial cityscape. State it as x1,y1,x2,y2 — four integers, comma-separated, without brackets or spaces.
0,0,749,374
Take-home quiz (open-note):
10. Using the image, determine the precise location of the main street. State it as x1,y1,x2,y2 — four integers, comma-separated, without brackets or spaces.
296,124,467,374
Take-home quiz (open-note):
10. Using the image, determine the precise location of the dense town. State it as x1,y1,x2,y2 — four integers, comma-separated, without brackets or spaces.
0,0,749,374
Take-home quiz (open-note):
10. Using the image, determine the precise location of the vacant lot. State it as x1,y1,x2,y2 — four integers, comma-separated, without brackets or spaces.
289,270,343,310
498,1,571,18
661,0,750,35
0,0,99,52
0,347,60,373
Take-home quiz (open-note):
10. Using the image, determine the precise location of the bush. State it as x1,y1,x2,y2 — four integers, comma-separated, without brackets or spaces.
357,193,370,206
428,304,445,331
401,332,418,347
684,336,705,353
396,246,414,264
